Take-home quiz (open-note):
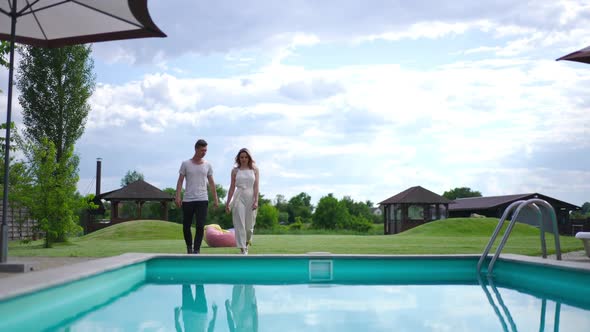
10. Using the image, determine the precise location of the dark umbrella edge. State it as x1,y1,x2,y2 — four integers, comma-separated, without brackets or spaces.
556,46,590,64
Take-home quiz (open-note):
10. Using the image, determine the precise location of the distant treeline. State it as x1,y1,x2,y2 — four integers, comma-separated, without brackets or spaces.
104,185,382,233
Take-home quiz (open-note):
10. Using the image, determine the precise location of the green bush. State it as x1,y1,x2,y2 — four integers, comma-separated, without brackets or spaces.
289,221,304,230
349,215,373,233
256,204,279,229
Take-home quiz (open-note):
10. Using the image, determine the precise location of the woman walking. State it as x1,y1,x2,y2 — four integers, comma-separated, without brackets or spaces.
226,148,259,254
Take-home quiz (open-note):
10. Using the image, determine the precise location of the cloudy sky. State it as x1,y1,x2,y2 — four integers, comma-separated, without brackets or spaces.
2,0,590,206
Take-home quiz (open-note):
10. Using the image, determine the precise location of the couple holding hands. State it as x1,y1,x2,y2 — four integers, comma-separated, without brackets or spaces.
175,139,259,255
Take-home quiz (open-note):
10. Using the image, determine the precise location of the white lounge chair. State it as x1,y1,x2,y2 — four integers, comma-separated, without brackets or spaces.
575,232,590,258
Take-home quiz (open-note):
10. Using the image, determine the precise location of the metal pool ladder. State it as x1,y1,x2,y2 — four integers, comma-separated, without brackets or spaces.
477,198,562,276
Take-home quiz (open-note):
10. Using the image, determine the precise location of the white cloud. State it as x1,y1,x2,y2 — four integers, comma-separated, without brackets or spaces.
89,0,590,65
81,38,590,204
360,21,473,42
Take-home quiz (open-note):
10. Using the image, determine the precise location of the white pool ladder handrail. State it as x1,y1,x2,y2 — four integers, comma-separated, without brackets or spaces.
477,198,562,276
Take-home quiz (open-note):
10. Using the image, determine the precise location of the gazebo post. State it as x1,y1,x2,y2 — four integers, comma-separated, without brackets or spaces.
394,204,399,234
137,201,143,219
162,201,169,220
402,204,408,233
383,204,387,234
111,201,118,222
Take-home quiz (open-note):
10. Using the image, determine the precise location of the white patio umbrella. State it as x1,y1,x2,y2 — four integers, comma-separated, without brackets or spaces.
0,0,166,265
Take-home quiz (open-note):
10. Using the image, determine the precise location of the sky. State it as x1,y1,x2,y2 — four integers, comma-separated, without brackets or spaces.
1,0,590,207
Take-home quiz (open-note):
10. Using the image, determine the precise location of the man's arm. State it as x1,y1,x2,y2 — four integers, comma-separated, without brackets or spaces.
207,303,218,332
208,175,219,208
175,174,184,208
174,307,182,332
225,300,236,332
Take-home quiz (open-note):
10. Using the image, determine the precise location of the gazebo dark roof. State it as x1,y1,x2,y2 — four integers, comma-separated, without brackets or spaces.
449,193,580,211
100,180,173,201
379,186,452,205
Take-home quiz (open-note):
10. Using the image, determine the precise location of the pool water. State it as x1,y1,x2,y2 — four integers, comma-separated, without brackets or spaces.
56,283,589,332
1,256,589,331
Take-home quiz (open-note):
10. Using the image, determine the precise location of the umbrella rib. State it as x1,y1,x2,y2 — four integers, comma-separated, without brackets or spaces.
72,0,147,30
18,0,71,16
1,0,12,16
23,0,49,40
16,0,40,15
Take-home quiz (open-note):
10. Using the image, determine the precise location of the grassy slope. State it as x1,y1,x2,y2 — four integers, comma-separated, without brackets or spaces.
7,218,583,257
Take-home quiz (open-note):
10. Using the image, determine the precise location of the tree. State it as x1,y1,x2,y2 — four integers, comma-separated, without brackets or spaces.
312,193,351,229
258,193,272,207
0,41,8,69
121,170,145,187
0,123,34,239
274,194,289,213
573,202,590,219
278,212,289,224
287,192,313,224
17,45,95,162
442,187,482,200
341,196,373,219
209,184,227,203
340,195,378,227
163,187,182,224
116,169,146,218
0,40,9,95
0,123,32,201
29,139,81,247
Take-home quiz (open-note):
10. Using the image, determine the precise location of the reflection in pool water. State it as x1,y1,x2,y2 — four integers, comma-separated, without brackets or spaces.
52,281,589,332
225,285,258,332
175,284,218,332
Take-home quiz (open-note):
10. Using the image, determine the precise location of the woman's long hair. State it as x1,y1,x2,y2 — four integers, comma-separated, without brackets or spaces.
234,148,255,169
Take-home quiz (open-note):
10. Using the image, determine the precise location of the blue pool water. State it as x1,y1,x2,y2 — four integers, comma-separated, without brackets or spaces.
1,256,589,331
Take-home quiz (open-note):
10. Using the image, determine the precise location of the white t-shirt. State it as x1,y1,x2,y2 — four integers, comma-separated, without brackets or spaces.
179,160,213,202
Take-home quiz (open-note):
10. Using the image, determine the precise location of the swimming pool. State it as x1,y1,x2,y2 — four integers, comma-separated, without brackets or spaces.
0,254,589,331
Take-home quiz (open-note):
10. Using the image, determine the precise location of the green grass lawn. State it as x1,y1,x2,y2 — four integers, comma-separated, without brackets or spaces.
7,218,584,257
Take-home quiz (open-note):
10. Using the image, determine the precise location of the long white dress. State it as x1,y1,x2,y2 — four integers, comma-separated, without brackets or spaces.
231,169,257,248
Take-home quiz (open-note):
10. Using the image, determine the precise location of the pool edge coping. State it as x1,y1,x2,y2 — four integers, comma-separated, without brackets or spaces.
1,253,589,301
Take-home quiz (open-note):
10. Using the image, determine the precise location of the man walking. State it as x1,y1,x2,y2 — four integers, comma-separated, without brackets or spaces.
176,139,219,254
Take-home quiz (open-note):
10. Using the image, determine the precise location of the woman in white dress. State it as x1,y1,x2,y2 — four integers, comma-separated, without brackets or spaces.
225,148,259,254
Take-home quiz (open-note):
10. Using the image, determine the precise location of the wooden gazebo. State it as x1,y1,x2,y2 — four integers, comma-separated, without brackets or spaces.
99,180,174,223
379,186,452,234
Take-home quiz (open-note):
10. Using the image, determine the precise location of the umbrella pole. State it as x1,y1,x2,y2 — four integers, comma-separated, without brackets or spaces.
1,1,17,263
